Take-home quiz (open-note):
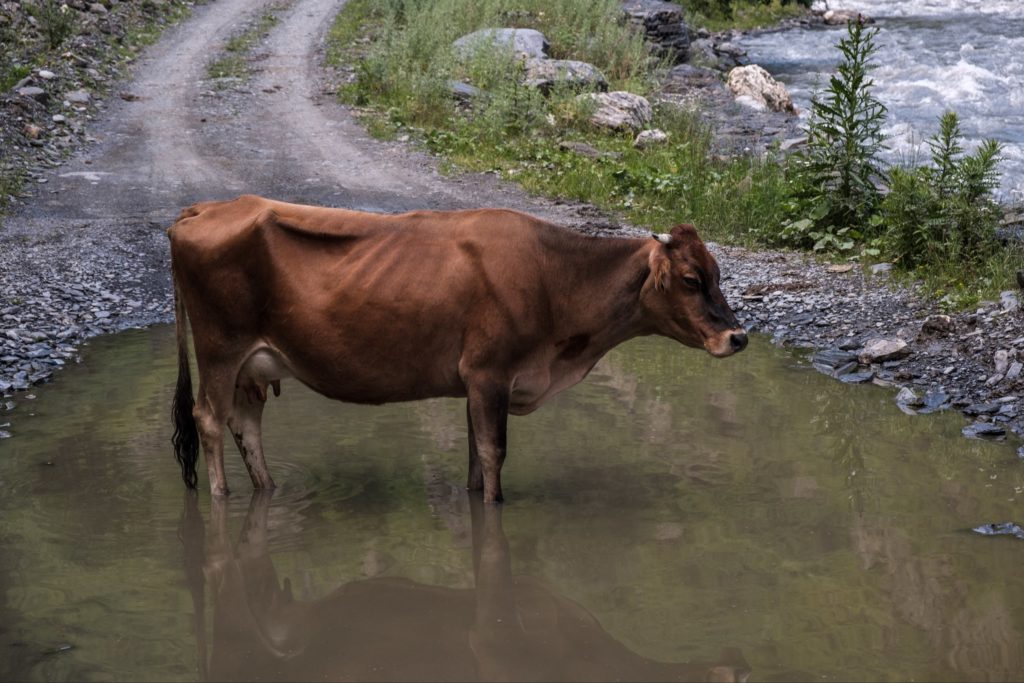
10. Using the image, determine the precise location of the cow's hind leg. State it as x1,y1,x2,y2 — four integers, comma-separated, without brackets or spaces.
228,381,276,490
466,401,483,492
194,386,231,496
466,381,510,504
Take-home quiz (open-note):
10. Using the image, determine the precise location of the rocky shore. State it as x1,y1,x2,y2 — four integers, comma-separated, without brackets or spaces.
1,0,1022,454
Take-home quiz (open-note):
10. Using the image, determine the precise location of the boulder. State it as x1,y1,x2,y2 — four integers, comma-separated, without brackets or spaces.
823,9,873,25
524,59,607,94
452,28,548,61
858,338,911,365
726,65,795,114
622,0,690,62
918,314,954,338
577,91,652,131
633,128,668,149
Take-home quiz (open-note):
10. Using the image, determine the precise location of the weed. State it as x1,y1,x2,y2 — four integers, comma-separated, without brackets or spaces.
783,19,887,252
206,10,279,81
28,0,78,50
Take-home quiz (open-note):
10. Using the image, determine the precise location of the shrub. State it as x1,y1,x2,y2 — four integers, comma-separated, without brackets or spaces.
28,0,77,50
782,19,887,251
881,111,1002,270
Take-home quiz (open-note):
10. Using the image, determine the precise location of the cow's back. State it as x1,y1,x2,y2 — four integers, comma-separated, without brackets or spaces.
169,196,560,403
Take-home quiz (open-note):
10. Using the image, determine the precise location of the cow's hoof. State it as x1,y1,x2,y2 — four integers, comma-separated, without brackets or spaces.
211,486,230,497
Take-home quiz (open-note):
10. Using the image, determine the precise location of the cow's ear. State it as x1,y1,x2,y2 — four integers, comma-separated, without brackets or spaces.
648,244,671,291
670,224,699,245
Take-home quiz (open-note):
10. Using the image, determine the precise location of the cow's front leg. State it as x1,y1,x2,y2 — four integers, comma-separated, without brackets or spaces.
466,382,510,504
466,402,483,492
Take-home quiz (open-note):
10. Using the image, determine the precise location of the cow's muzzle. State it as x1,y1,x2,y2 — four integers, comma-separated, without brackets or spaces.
706,328,748,358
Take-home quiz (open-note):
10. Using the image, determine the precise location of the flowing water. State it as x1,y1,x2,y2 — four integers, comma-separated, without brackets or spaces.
1,326,1023,681
738,0,1024,200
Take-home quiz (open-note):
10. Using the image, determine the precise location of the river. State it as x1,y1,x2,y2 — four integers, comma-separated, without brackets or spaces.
737,0,1024,200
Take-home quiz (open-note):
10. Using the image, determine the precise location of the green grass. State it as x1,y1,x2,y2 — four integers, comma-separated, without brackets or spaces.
207,10,281,81
0,167,27,213
0,64,32,93
687,0,811,31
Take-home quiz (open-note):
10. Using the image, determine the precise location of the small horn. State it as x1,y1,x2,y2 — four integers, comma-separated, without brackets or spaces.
652,233,672,245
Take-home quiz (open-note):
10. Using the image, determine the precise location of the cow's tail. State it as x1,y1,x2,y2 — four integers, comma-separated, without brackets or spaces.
171,270,200,489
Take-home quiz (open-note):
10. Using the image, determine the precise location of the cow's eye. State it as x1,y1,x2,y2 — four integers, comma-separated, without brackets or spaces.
682,276,701,289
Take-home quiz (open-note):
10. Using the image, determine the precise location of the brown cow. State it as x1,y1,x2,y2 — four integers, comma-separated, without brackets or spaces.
169,195,747,502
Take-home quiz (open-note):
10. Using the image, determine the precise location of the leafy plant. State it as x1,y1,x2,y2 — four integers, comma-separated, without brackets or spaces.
783,19,887,251
28,0,78,50
881,111,1003,270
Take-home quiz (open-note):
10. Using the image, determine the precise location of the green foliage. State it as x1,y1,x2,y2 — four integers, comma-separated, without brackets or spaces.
28,0,78,50
880,111,1003,271
783,19,887,252
686,0,812,30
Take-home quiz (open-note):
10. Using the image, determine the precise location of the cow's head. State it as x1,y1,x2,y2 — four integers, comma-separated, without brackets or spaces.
641,224,747,358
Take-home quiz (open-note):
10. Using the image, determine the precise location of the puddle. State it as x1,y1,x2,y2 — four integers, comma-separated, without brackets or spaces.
0,325,1022,681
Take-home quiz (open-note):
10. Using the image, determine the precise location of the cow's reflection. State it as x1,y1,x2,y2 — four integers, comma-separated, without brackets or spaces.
180,492,750,682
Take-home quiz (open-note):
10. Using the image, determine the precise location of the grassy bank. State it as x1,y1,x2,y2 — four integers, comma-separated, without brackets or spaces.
327,0,789,246
326,0,1022,308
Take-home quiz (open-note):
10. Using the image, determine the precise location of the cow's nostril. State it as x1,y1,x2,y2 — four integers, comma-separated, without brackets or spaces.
729,331,748,352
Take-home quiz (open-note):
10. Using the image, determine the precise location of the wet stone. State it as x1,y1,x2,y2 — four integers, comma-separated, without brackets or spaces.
971,522,1024,540
811,348,858,377
839,371,874,384
963,402,1001,416
962,421,1006,440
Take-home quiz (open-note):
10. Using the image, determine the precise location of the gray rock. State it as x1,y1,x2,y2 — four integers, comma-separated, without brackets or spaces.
839,371,875,384
858,338,910,364
811,348,859,377
918,314,954,339
1001,290,1019,312
37,70,57,80
622,0,690,62
1007,362,1023,381
577,91,652,131
524,58,607,94
963,402,1001,416
558,141,620,160
65,89,91,104
448,80,482,102
17,86,48,104
453,28,549,60
962,421,1006,439
633,129,669,149
870,262,894,275
896,387,923,407
994,349,1011,375
89,2,108,14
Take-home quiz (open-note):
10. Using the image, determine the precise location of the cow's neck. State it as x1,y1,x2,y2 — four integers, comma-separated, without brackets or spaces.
549,235,655,356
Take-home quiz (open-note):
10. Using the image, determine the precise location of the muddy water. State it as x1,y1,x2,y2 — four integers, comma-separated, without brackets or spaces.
1,326,1023,682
